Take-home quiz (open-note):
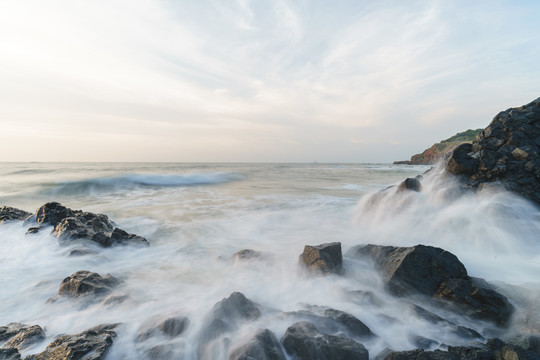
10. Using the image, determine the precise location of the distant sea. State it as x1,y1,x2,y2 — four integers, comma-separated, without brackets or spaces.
1,162,539,359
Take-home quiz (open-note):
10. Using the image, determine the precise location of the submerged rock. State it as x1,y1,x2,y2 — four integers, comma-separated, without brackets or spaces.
198,292,261,359
228,328,286,360
232,249,264,262
0,348,21,360
0,207,31,224
299,242,342,275
25,323,118,360
281,321,369,360
445,97,540,205
347,244,513,326
26,202,149,247
137,316,190,342
397,178,422,192
58,271,120,298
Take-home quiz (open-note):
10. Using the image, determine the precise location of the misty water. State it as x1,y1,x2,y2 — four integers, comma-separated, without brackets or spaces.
1,162,539,359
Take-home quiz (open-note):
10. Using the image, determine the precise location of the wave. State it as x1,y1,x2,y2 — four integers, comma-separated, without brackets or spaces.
45,172,243,195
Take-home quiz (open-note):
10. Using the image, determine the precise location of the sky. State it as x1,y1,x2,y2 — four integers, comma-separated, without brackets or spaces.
0,0,539,163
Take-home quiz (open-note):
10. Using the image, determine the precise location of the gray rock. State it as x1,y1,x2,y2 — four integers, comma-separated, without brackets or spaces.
0,207,31,224
2,325,45,351
281,321,369,360
0,348,20,360
299,242,342,275
0,324,27,342
347,244,513,326
25,323,118,360
228,329,286,360
137,316,190,341
58,271,120,298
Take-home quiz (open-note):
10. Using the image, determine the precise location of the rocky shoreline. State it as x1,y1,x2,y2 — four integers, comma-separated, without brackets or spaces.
1,97,540,359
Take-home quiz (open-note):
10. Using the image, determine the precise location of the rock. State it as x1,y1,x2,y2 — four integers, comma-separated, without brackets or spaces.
444,97,540,205
397,178,422,192
27,202,149,247
137,316,190,341
232,249,263,262
0,348,20,360
347,244,513,326
198,292,261,359
299,242,342,275
58,271,120,297
228,329,286,360
1,325,45,351
0,207,31,224
25,324,118,360
281,321,369,360
25,227,40,234
347,290,385,307
0,324,27,342
408,334,439,349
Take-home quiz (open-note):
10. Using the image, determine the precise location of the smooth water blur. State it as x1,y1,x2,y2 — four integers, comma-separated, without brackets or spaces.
0,162,539,359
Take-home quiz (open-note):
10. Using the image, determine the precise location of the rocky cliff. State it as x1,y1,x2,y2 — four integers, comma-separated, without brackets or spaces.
395,129,482,165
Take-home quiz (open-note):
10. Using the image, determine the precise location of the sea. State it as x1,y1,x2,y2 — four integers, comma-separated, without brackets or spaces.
1,162,539,359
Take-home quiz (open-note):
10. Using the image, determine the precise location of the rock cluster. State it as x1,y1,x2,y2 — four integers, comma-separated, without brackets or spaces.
445,97,540,205
347,244,513,326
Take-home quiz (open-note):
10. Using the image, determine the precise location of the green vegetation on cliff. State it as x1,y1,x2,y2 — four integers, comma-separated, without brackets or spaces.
395,129,482,165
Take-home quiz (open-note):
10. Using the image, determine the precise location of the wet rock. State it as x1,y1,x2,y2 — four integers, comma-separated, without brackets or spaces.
137,316,190,341
0,324,27,342
445,97,540,205
1,325,45,351
507,335,540,353
198,292,261,359
25,227,40,235
232,249,263,262
228,329,286,360
347,244,513,326
281,321,369,360
299,242,342,275
101,294,129,307
0,207,31,224
408,334,439,349
25,323,118,360
347,290,386,307
0,348,20,360
145,344,178,360
58,271,120,297
27,202,149,247
397,178,422,192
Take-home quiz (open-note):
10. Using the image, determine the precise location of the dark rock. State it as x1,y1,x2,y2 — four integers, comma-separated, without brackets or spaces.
27,202,149,247
299,242,342,275
25,323,118,360
198,292,261,359
408,334,439,349
58,271,120,297
137,316,190,341
0,348,20,360
322,309,374,339
444,97,540,205
347,244,513,326
281,321,369,360
2,325,45,351
0,324,27,342
25,227,40,234
228,328,286,360
0,207,31,224
507,335,540,353
397,178,422,192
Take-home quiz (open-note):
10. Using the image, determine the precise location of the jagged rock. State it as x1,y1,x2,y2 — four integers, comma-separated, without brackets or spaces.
137,316,190,341
0,324,27,342
26,202,149,247
58,271,120,297
0,348,20,360
283,307,374,339
1,325,45,351
25,324,118,360
397,178,422,192
299,242,342,275
347,244,513,326
281,321,369,360
228,329,286,360
198,292,261,359
445,97,540,205
0,207,31,224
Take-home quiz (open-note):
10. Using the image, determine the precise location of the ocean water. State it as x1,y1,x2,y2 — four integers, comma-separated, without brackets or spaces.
1,162,539,359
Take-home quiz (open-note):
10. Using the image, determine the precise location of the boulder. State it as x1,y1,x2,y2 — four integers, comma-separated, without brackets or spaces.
347,244,513,326
0,324,27,342
137,316,190,341
27,202,149,247
198,292,261,359
0,207,31,224
232,249,264,262
397,178,422,192
1,325,45,351
24,324,118,360
445,97,540,205
281,321,369,360
58,271,120,297
228,329,286,360
299,242,342,275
